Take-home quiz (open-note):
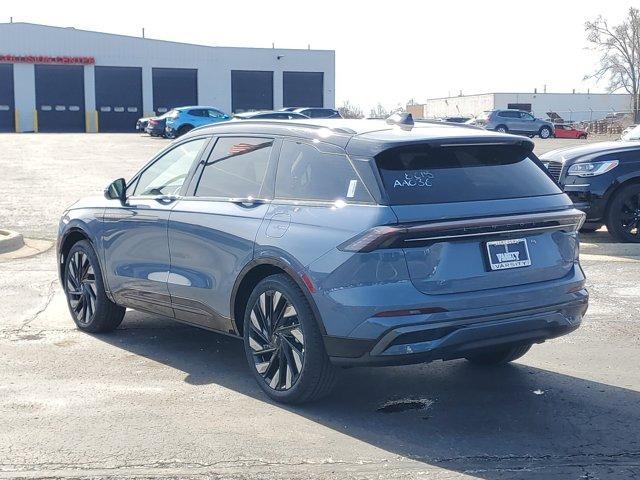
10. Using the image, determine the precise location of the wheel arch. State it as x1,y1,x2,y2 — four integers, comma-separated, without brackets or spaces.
58,226,91,281
230,258,326,337
604,175,640,217
58,225,112,300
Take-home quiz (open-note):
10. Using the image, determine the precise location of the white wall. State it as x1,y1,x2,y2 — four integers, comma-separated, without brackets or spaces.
423,94,495,118
12,63,35,132
421,92,634,122
0,23,336,131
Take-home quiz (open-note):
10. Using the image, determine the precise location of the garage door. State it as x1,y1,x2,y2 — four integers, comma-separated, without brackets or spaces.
0,64,15,132
35,65,85,132
95,66,142,132
283,71,323,108
231,70,273,113
152,68,198,114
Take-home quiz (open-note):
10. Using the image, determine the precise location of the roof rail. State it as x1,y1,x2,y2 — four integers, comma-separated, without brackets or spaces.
414,119,485,131
187,120,357,135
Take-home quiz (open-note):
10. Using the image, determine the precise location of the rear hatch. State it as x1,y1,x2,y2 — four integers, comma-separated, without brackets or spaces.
373,141,583,295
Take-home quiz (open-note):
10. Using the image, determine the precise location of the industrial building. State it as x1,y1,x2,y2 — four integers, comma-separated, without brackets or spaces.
0,22,335,133
408,92,634,123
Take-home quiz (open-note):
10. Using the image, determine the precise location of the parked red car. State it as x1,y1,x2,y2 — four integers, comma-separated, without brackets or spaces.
554,124,588,139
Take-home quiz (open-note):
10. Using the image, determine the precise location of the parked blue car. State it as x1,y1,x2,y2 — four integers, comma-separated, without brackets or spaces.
57,115,588,404
164,106,229,138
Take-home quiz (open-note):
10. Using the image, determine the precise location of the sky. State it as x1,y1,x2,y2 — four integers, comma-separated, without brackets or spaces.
4,1,638,112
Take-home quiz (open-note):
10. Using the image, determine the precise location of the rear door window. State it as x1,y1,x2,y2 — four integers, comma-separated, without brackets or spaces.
275,140,372,203
376,144,561,205
194,137,273,198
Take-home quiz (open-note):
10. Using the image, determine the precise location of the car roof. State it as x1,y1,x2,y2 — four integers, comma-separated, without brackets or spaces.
175,106,222,111
234,110,287,118
184,118,534,155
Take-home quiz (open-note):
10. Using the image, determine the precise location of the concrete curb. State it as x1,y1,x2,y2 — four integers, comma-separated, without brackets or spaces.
580,242,640,257
0,229,24,254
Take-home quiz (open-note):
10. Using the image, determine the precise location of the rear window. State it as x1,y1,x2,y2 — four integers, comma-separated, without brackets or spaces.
375,144,561,205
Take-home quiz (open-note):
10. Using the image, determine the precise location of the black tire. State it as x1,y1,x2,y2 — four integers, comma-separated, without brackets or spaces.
63,240,125,333
243,274,336,404
176,125,193,138
495,125,508,133
539,126,552,139
605,183,640,243
579,134,588,139
465,344,532,366
579,227,598,234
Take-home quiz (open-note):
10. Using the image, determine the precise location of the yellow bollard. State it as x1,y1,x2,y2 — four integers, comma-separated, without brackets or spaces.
33,110,38,133
94,110,99,133
14,109,20,133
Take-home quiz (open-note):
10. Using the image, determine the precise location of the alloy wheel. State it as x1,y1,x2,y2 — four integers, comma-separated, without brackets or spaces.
66,251,97,324
248,290,305,391
618,192,640,238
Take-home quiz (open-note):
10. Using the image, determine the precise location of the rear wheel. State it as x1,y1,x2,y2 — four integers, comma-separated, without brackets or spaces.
495,125,508,133
606,183,640,243
465,344,531,366
243,274,336,404
63,240,125,333
539,126,552,139
176,124,193,137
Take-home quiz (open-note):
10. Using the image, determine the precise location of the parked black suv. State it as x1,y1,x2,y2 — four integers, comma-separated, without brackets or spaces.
540,128,640,242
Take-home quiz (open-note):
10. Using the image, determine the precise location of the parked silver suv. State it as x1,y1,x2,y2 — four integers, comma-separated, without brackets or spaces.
476,109,554,139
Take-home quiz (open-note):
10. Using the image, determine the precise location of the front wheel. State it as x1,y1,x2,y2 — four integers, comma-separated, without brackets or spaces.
495,125,508,133
465,344,532,366
539,126,552,139
243,274,336,404
606,183,640,243
64,240,125,332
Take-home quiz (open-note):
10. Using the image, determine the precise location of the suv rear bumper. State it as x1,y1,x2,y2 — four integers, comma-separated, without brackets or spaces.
325,292,587,366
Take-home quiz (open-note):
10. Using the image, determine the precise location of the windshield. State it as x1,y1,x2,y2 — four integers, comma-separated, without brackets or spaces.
622,124,640,141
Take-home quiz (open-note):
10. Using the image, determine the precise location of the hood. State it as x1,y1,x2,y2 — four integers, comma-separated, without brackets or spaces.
540,141,640,163
65,195,110,212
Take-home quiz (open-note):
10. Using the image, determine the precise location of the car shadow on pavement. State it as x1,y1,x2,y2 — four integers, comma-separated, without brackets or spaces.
96,313,640,478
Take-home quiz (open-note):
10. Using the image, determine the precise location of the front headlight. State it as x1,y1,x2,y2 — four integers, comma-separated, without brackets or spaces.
567,160,619,177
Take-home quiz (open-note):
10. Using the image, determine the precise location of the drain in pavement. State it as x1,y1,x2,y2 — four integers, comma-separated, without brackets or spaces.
377,398,434,413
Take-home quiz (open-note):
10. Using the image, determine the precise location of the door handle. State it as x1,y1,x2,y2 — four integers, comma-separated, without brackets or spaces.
230,197,267,207
156,195,178,205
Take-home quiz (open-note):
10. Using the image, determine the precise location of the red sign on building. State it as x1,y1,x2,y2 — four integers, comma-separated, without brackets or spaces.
0,54,95,65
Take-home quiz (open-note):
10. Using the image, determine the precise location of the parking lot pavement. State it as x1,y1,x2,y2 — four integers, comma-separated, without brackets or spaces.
0,133,638,479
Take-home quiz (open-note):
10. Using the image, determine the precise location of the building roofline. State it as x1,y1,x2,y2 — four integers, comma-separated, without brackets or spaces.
0,22,334,54
421,91,632,102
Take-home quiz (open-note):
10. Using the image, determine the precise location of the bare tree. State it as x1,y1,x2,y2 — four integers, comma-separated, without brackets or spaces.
369,103,390,119
585,7,640,121
338,100,364,119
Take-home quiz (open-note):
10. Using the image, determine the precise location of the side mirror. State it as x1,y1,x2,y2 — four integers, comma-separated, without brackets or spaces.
104,178,127,204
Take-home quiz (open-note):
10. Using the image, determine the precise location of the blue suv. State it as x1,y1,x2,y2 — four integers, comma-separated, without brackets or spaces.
164,106,229,138
57,115,588,403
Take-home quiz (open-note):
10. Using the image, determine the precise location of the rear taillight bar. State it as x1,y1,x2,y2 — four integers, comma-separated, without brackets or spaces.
338,209,586,253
